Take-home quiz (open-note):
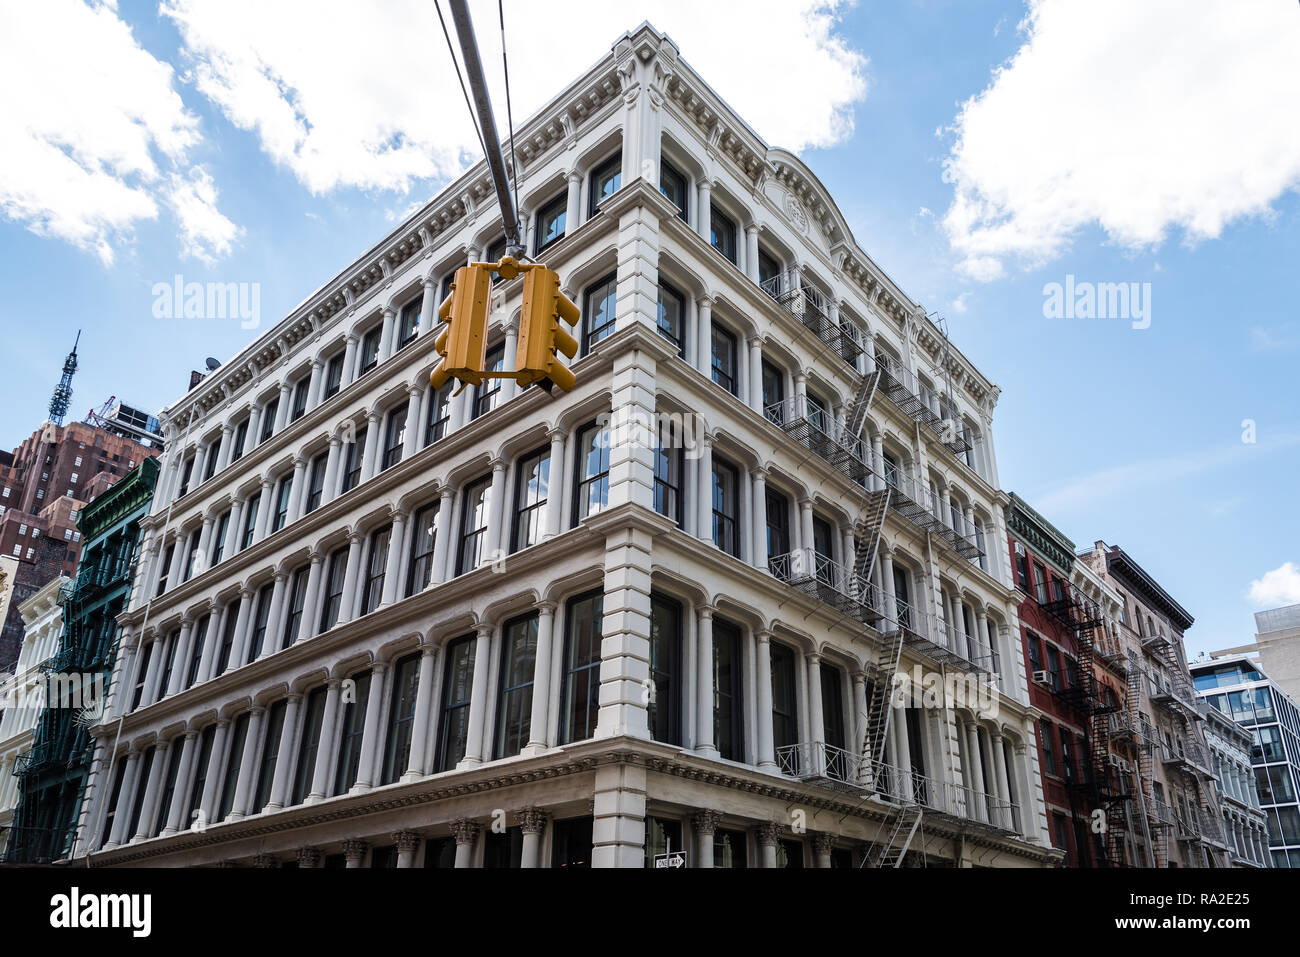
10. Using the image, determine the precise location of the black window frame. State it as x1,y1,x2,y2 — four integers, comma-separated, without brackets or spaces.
770,642,798,751
710,323,738,395
659,159,688,221
710,203,738,264
572,422,610,526
359,523,392,617
581,272,617,355
656,282,685,355
332,670,372,796
357,327,381,377
560,590,604,745
511,446,550,553
381,653,421,785
472,344,505,420
319,545,349,633
711,459,740,558
435,635,476,772
588,154,621,217
405,501,440,597
456,476,491,576
495,613,540,759
648,594,682,746
534,192,567,254
381,401,408,471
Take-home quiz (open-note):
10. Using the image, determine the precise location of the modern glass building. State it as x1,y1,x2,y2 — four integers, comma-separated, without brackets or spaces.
1191,654,1300,868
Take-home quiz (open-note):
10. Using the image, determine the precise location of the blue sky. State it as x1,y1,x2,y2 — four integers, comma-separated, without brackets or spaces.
1,0,1297,655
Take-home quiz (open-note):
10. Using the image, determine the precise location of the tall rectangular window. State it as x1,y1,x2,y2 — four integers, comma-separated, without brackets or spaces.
397,299,420,350
281,565,310,648
155,739,184,837
240,497,259,549
322,353,344,400
176,456,194,498
1040,719,1057,776
648,595,682,745
656,283,685,355
259,399,278,442
821,664,846,751
131,642,153,710
710,204,737,264
495,614,539,759
425,382,452,445
319,546,348,632
711,325,738,395
406,502,439,596
202,438,221,481
305,452,327,514
215,598,241,676
218,712,251,820
714,619,744,761
456,476,491,575
185,615,210,688
381,654,421,785
770,643,797,750
211,510,230,565
765,489,789,564
155,544,174,596
535,192,567,254
187,725,216,827
248,582,274,662
712,460,740,557
761,360,785,418
290,687,328,805
359,524,391,616
561,591,604,744
758,249,782,295
581,273,617,354
382,402,407,470
511,448,550,553
588,154,621,216
272,474,292,532
573,423,610,525
230,420,248,463
253,698,288,812
660,160,688,220
653,420,683,526
436,636,475,771
341,428,366,494
289,378,309,422
472,344,505,419
332,671,372,795
358,327,381,376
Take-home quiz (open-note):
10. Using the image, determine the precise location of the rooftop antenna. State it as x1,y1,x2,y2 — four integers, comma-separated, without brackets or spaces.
48,330,81,427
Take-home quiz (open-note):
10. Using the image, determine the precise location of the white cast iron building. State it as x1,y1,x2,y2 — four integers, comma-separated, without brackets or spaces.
76,24,1055,868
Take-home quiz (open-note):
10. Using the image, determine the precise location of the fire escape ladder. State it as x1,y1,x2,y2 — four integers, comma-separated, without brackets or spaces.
868,804,924,868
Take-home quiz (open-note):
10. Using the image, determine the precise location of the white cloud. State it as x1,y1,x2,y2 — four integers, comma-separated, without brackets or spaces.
1248,562,1300,607
950,292,970,314
941,0,1300,281
161,0,868,195
166,166,241,265
0,0,237,264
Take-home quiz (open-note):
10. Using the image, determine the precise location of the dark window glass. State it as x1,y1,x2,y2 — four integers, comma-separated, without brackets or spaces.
496,615,539,759
211,510,230,565
397,299,420,350
761,360,785,416
714,619,744,761
155,544,174,596
758,250,782,296
218,712,251,820
259,399,278,442
332,671,372,795
821,663,846,751
812,515,834,564
771,643,797,750
305,452,327,514
653,420,683,526
158,630,179,699
581,273,617,354
254,699,288,812
486,236,507,264
202,439,221,481
382,402,407,470
290,378,309,422
711,324,737,395
240,497,259,549
187,725,216,828
281,566,309,649
360,524,391,617
100,759,127,846
319,546,348,632
425,382,453,445
552,817,593,868
215,598,241,676
562,591,604,744
406,502,439,596
185,615,210,689
272,474,292,532
177,456,194,498
766,489,789,563
472,345,505,419
341,427,366,494
715,828,747,868
131,642,153,710
535,193,567,254
155,739,185,837
358,327,381,376
230,420,248,463
711,460,740,557
656,283,685,354
126,746,155,839
424,837,456,869
248,582,274,663
660,160,688,220
457,476,491,576
382,654,421,785
483,827,524,868
589,154,621,216
645,817,682,868
436,636,475,771
290,687,328,805
648,595,682,745
573,423,610,525
710,204,737,264
322,353,344,400
1040,719,1057,776
512,447,550,552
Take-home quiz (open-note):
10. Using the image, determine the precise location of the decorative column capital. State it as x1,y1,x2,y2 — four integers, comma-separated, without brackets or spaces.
519,808,550,835
450,818,480,846
393,830,421,854
693,809,722,836
756,822,781,847
812,833,836,855
342,838,369,864
296,847,321,868
252,853,279,868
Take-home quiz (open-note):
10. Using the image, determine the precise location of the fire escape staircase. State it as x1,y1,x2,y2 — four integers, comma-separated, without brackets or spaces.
865,803,924,869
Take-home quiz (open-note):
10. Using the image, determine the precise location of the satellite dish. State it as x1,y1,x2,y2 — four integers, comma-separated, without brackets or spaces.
205,357,221,371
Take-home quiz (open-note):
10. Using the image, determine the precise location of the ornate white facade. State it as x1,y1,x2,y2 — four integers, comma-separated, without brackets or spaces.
76,24,1053,868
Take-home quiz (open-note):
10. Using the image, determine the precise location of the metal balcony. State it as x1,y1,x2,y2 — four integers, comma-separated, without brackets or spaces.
760,278,863,367
1160,741,1215,778
873,361,972,457
768,549,883,626
764,397,874,488
887,598,995,674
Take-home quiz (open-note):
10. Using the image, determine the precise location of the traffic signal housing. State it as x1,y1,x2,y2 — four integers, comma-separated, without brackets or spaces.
516,266,579,392
430,264,493,391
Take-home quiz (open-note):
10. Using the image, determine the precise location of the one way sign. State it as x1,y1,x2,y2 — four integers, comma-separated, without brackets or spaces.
654,851,687,869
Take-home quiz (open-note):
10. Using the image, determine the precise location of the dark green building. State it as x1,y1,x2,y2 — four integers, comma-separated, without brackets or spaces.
6,457,157,863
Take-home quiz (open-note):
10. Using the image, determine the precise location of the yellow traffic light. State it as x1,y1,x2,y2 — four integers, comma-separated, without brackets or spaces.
516,267,580,392
430,264,493,391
